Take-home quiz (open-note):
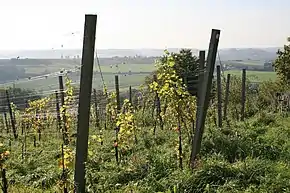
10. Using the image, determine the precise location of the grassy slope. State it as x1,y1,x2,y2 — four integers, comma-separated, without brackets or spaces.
5,112,290,193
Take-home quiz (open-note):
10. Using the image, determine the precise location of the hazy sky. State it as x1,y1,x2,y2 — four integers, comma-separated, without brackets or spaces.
0,0,289,50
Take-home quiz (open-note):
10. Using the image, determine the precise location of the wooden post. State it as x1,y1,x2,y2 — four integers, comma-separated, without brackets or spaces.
153,74,163,131
241,69,246,121
55,91,62,132
3,113,9,134
223,74,231,120
59,76,68,144
216,65,222,127
190,29,220,168
114,75,120,164
1,168,8,193
115,75,121,112
93,89,100,129
6,90,17,139
129,86,132,105
74,14,97,193
196,51,205,127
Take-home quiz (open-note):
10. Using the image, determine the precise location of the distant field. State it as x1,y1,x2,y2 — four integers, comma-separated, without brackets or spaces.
225,70,277,82
98,63,155,73
2,62,155,91
9,72,150,92
22,62,156,75
1,60,277,92
223,60,264,66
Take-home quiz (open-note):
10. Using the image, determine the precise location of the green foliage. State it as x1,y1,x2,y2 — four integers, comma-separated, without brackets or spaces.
274,38,290,83
116,99,138,153
160,48,199,79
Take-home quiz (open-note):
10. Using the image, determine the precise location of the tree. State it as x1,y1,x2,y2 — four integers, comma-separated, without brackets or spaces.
273,38,290,84
160,49,199,80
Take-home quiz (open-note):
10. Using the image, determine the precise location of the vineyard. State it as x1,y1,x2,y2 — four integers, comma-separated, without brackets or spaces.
1,14,290,193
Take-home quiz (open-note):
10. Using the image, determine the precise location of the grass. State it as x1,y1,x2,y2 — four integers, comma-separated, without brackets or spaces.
223,60,265,66
3,107,290,192
226,70,277,82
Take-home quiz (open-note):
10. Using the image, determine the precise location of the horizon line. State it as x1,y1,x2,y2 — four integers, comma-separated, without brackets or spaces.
0,46,283,52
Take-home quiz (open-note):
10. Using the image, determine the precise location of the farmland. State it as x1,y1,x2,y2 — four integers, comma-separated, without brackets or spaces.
226,70,277,82
0,58,276,91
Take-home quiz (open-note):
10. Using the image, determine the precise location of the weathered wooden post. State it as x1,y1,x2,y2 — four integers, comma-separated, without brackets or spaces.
3,112,9,134
115,75,121,112
241,69,246,121
196,51,205,127
93,89,100,129
190,29,220,168
216,65,222,127
153,74,163,132
59,76,69,144
223,74,231,120
55,91,62,132
114,75,120,164
129,86,132,105
74,14,97,193
5,90,17,139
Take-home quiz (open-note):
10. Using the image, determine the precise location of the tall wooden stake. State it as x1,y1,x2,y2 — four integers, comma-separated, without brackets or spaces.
59,76,68,144
114,75,120,164
115,75,121,112
3,113,9,134
190,29,220,168
129,86,132,105
93,89,100,129
1,168,8,193
74,14,97,193
5,90,17,139
241,69,246,121
223,74,231,120
196,51,205,126
153,74,163,132
55,91,62,132
216,65,222,127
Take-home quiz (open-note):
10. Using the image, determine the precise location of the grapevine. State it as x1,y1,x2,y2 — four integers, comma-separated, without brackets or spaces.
60,76,74,144
148,50,197,168
116,99,138,158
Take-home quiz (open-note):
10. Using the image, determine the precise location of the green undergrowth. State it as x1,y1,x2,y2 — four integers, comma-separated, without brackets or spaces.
4,112,290,192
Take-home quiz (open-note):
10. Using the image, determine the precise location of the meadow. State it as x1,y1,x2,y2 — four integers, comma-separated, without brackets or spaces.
226,70,277,82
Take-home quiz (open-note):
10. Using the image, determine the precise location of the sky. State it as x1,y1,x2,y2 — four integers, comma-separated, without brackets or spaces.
0,0,289,50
